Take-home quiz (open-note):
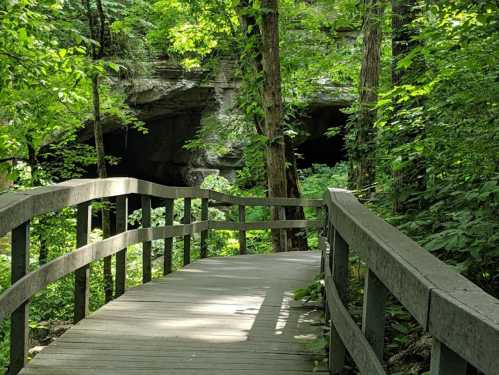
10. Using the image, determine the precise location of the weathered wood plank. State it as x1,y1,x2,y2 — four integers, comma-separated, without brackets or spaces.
430,339,467,375
428,289,499,375
0,178,320,237
329,229,349,373
209,220,321,231
239,205,246,255
324,188,499,373
115,196,128,297
163,198,174,274
20,252,321,375
183,198,191,266
324,258,386,375
10,221,30,375
361,269,387,362
141,196,152,283
74,202,92,323
200,198,209,258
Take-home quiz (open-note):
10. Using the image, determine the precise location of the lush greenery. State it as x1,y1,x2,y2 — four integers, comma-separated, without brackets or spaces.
0,0,498,373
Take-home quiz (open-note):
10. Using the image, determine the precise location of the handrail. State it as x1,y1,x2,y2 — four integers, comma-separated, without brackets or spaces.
322,188,499,375
0,178,323,238
0,178,323,374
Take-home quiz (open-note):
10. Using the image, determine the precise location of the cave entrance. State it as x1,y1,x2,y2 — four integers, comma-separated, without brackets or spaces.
296,105,349,169
102,111,203,187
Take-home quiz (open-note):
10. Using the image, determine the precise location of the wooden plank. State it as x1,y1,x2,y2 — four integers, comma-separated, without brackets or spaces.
183,198,191,266
0,226,307,320
278,206,287,252
361,269,387,362
141,196,152,283
209,191,323,207
200,198,209,258
10,221,30,375
163,198,174,274
428,289,498,375
329,229,348,372
324,188,499,373
0,178,319,238
324,261,386,375
20,252,322,375
74,202,92,323
208,220,321,231
430,339,467,375
239,205,246,255
115,196,128,297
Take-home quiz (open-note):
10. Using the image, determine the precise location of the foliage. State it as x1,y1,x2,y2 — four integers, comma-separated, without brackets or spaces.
293,274,323,303
375,1,499,292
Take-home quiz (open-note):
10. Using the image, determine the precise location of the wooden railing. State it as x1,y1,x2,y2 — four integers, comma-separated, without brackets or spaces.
1,180,498,375
321,189,499,375
0,178,322,375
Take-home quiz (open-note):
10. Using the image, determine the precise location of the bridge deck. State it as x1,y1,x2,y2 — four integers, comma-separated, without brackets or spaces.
21,252,324,375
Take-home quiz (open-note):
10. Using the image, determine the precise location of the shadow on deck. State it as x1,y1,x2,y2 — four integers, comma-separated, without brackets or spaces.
20,252,325,375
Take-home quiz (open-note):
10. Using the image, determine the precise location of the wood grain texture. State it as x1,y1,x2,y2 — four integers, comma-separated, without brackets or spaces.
324,256,386,375
0,178,322,237
324,189,499,375
20,252,323,375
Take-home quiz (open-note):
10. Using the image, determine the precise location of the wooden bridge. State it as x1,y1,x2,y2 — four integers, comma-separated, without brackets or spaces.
0,178,498,375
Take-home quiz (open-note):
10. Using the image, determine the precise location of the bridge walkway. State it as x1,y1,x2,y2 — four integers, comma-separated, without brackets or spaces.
20,252,324,375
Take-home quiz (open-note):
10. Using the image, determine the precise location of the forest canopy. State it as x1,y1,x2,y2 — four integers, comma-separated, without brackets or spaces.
0,0,498,372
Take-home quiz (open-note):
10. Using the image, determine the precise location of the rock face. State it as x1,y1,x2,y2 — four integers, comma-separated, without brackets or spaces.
97,60,244,186
86,59,352,186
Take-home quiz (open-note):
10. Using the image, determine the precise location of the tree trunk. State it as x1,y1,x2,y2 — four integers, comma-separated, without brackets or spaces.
91,74,113,302
285,138,308,251
84,0,114,301
391,0,425,213
261,0,287,252
354,0,385,196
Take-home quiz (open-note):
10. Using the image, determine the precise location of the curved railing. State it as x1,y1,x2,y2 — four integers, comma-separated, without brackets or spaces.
2,179,498,375
0,178,323,374
321,189,499,375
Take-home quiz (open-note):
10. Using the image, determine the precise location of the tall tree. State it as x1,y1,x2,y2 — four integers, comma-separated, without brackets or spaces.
350,0,385,194
83,0,114,302
237,0,306,251
260,0,288,252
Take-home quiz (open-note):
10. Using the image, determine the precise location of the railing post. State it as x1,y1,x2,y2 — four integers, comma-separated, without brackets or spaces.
278,206,287,252
9,221,30,375
74,202,92,323
164,198,174,275
115,195,128,296
362,269,387,362
142,195,152,283
239,205,246,255
430,339,467,375
329,228,349,374
200,198,209,258
183,197,191,266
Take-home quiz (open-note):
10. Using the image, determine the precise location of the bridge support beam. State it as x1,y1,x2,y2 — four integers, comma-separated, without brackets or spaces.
362,269,387,362
183,198,191,266
115,195,128,296
164,198,174,273
239,205,246,255
9,221,30,375
200,198,208,258
430,339,467,375
278,206,287,252
141,196,152,283
329,228,349,374
75,202,92,323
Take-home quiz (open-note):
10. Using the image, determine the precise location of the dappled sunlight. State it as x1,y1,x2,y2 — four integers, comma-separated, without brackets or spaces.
20,252,322,373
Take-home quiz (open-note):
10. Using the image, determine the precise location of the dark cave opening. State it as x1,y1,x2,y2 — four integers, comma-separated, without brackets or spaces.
295,105,348,169
100,111,203,187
